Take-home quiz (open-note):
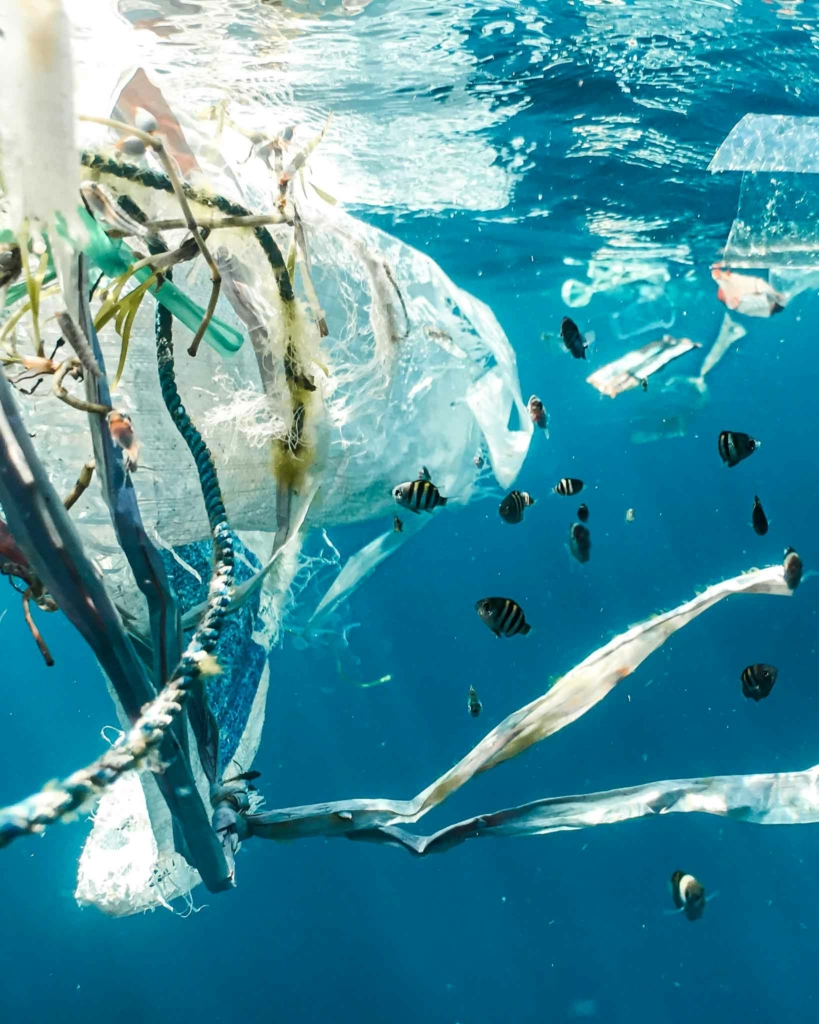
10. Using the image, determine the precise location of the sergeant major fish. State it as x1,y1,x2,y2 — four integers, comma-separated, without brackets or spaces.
670,870,707,921
499,490,534,525
475,597,531,637
577,503,589,523
393,470,448,513
555,477,584,497
741,663,778,702
718,430,758,468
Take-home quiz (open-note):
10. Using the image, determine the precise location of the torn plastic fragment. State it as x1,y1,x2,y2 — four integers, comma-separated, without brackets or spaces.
629,315,744,445
698,312,746,380
353,762,819,857
310,515,430,623
712,267,786,318
610,288,675,341
586,335,700,398
709,114,819,174
248,564,793,842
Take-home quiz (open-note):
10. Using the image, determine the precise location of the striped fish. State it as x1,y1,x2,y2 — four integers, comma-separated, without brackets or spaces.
718,430,757,467
498,490,534,524
554,477,584,496
475,597,531,637
392,473,448,513
577,503,589,523
741,663,778,702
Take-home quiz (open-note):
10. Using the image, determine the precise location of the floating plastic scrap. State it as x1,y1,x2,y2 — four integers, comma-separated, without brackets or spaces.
246,564,792,844
610,287,675,341
710,115,819,269
712,267,786,317
586,335,700,398
561,260,669,309
629,314,745,444
0,39,530,915
708,114,819,175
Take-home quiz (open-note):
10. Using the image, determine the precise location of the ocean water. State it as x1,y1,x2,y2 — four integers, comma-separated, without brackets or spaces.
2,0,819,1021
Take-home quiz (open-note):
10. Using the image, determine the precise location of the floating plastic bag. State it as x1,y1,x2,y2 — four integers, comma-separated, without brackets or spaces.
711,116,819,269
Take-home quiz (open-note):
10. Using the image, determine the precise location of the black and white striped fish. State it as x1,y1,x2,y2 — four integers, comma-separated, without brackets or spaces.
741,663,778,702
392,472,448,513
718,430,757,467
499,490,534,524
554,477,584,496
475,597,531,637
670,870,707,921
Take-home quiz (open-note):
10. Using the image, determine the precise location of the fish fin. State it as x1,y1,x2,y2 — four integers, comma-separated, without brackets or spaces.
520,622,531,635
585,331,596,345
438,495,448,507
663,907,686,917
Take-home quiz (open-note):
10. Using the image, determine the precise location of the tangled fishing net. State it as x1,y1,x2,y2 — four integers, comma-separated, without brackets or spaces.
0,1,810,922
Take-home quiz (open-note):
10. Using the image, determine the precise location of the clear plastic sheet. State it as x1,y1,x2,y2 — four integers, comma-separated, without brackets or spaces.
586,335,700,398
709,114,819,174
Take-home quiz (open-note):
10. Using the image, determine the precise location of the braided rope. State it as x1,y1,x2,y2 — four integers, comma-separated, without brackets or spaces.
0,303,235,850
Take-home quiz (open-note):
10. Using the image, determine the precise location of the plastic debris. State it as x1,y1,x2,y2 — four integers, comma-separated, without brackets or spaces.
586,335,700,398
246,564,793,844
610,287,675,341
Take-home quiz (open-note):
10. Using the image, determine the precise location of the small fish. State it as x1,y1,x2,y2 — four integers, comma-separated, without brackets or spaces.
784,547,803,590
670,870,707,921
106,410,139,472
641,377,648,392
467,685,482,717
626,508,635,523
475,597,531,638
473,453,485,470
577,503,589,523
554,477,584,496
741,663,778,702
527,394,549,432
392,471,447,513
499,490,534,525
752,496,768,536
393,516,403,533
569,522,591,563
718,430,757,467
223,770,262,784
560,316,588,359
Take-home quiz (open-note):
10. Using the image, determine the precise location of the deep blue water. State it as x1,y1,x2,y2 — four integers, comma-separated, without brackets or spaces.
4,1,819,1021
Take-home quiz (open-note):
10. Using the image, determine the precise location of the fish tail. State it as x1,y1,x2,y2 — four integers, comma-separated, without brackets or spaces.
520,622,531,635
438,495,448,506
